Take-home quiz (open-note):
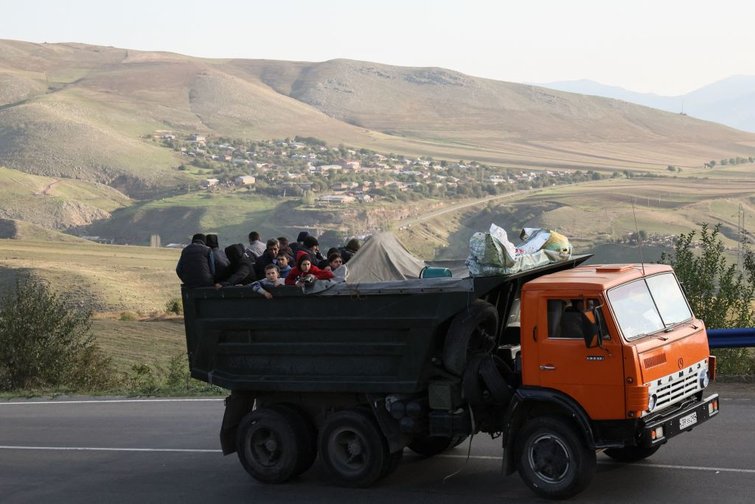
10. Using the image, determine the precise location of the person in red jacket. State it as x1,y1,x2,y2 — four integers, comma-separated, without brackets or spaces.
285,251,334,286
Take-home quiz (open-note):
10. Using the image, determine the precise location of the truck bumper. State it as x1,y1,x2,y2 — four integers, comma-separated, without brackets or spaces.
640,393,719,447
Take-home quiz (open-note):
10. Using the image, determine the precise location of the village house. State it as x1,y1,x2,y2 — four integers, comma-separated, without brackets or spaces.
235,175,256,186
200,178,219,188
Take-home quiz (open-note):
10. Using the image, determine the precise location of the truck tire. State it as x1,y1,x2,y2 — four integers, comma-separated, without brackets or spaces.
604,445,660,463
443,300,499,376
275,404,318,476
236,406,304,484
516,416,596,500
407,434,468,457
319,409,389,487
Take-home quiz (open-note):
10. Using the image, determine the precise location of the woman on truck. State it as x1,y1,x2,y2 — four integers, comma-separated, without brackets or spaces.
285,251,334,286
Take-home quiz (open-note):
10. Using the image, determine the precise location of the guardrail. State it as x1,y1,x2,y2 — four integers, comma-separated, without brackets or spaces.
707,328,755,349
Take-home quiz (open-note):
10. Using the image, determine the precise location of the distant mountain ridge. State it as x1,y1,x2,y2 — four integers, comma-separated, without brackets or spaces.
541,76,755,132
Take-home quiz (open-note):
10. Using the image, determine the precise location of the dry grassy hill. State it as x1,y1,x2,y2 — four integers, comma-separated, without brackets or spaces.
2,38,755,198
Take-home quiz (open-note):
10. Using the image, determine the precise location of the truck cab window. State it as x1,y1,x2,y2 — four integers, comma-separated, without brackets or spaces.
608,272,691,340
547,298,603,340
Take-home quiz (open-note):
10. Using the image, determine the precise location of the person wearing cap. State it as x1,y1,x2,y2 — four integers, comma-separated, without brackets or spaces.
289,231,310,257
302,235,326,268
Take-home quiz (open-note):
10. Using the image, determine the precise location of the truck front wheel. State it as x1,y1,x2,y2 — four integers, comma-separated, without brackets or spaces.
516,416,596,500
236,406,304,484
319,409,389,487
604,445,660,463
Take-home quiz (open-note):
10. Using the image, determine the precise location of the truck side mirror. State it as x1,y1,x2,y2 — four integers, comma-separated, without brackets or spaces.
584,306,604,348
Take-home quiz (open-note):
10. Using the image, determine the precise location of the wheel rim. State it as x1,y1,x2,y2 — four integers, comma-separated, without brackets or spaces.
249,425,281,467
528,433,570,483
329,427,370,476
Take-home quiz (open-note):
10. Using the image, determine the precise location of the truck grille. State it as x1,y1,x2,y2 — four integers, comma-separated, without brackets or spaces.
645,358,708,414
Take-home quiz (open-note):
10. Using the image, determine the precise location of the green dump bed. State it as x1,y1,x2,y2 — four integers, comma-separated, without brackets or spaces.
182,256,589,394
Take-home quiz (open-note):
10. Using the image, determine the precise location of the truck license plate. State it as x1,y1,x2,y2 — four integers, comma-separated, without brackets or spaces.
679,412,698,430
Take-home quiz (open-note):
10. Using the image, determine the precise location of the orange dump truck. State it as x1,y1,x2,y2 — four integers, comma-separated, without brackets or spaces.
182,257,719,499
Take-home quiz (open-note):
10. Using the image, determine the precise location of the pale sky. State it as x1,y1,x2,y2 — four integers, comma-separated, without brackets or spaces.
3,0,755,96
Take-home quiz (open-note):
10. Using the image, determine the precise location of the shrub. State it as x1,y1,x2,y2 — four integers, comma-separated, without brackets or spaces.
661,223,755,376
119,311,139,321
0,276,114,391
165,297,183,315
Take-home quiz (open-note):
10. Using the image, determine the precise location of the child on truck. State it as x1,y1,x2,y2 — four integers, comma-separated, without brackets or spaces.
249,264,284,299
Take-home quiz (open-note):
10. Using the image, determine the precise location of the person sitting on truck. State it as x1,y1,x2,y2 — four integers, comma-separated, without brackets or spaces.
254,238,280,280
249,264,285,299
275,252,292,278
176,233,215,288
301,235,327,267
216,244,256,287
285,251,334,286
324,251,348,282
339,238,361,263
205,233,230,283
277,236,294,261
246,231,266,259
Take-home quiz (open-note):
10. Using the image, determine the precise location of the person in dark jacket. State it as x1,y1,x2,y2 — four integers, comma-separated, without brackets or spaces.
301,235,326,268
205,233,230,282
254,238,280,280
339,238,361,264
289,231,310,257
217,244,256,287
176,233,215,288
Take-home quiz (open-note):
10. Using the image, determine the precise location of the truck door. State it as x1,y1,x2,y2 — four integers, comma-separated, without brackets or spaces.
534,296,625,420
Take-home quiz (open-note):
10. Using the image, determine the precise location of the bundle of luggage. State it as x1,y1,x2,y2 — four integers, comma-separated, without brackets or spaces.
466,224,572,276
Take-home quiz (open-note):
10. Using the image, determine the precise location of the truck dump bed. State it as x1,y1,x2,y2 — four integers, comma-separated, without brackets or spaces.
182,256,589,393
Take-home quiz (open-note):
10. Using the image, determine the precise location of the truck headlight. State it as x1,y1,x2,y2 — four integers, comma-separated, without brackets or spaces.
698,369,710,389
648,393,658,411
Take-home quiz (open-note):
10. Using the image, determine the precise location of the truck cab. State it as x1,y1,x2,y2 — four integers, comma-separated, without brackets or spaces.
499,263,719,497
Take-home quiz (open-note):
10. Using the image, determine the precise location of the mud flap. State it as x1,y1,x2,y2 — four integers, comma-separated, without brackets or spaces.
219,391,255,455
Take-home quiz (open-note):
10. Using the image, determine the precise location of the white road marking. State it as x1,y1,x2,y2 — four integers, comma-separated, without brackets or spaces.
0,398,223,406
0,446,221,453
1,445,752,475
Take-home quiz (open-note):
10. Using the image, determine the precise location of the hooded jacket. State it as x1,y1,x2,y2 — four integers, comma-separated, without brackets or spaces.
220,244,256,286
285,251,334,285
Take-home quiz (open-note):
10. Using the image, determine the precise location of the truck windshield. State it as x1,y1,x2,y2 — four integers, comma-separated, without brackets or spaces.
607,272,692,340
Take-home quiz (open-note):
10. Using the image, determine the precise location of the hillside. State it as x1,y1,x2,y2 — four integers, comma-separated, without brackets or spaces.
2,38,755,197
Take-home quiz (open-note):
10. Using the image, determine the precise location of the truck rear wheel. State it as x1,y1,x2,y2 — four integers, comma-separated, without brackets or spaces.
443,300,498,375
516,416,596,500
236,406,306,484
319,409,389,487
604,445,660,463
274,404,318,475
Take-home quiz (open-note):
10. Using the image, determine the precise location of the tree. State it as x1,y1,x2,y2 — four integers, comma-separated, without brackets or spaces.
660,224,755,375
0,276,114,391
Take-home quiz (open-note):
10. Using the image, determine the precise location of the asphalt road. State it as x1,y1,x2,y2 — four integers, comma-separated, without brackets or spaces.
1,382,753,504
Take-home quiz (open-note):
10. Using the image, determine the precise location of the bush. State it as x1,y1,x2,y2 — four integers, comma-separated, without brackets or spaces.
0,276,114,391
165,297,183,315
661,223,755,376
119,311,139,321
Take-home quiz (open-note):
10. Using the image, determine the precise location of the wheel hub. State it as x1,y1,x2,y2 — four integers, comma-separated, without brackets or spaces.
529,434,570,483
